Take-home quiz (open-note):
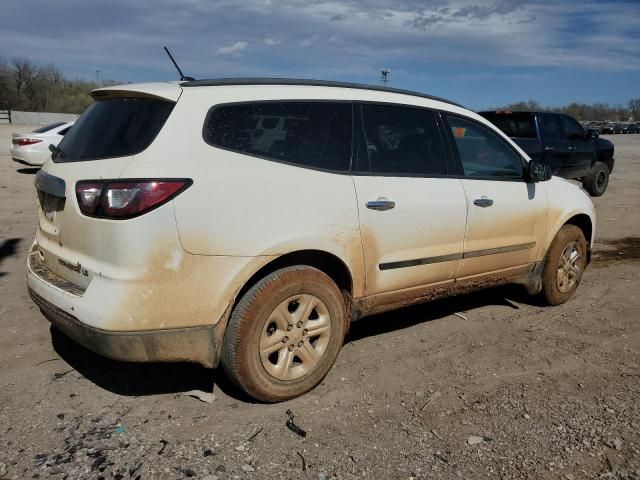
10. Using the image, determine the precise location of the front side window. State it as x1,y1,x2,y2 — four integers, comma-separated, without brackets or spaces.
204,102,352,172
447,115,523,179
562,115,584,140
357,104,446,175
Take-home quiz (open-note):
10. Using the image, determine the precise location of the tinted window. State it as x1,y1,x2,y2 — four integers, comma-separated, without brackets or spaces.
562,115,584,140
204,102,352,171
478,112,536,139
540,113,565,141
55,98,174,162
32,122,65,133
447,115,523,178
357,104,446,175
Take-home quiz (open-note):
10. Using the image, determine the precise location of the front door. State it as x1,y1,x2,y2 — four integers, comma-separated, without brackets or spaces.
444,114,548,278
562,114,595,178
352,103,467,296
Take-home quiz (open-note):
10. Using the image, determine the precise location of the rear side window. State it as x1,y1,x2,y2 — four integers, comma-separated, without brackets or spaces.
447,115,523,179
204,102,352,172
357,104,447,175
479,112,536,139
32,122,66,134
540,113,565,141
54,98,174,162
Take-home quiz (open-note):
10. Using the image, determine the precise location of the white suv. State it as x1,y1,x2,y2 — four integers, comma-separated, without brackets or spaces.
27,79,595,402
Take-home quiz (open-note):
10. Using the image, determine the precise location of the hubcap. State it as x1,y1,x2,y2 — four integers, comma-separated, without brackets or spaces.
596,171,606,189
556,241,582,293
259,294,331,381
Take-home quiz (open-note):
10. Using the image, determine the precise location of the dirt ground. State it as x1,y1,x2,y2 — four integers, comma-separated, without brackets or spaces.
0,124,639,480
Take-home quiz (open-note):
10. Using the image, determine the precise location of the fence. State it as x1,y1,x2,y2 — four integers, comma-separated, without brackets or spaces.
0,110,78,125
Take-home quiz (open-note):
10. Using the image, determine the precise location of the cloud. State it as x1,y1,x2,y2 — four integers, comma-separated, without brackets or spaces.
0,0,637,93
451,0,524,20
300,34,320,47
215,41,248,56
264,36,281,46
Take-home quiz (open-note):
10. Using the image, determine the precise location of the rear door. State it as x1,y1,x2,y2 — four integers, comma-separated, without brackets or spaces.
539,113,571,176
443,114,548,279
351,103,467,297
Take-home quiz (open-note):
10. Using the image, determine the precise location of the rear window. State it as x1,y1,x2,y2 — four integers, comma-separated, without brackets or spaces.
203,102,352,172
479,112,537,139
32,122,66,133
54,98,174,162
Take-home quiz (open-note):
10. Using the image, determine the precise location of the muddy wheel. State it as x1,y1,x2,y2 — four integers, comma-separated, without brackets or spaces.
540,225,588,306
221,266,348,402
583,161,609,197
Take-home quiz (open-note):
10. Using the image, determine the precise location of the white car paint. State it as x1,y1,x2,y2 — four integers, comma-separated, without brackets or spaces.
10,121,75,166
26,80,596,368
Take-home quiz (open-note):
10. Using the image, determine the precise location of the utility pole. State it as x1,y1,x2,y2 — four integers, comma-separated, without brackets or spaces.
96,69,100,86
380,68,390,86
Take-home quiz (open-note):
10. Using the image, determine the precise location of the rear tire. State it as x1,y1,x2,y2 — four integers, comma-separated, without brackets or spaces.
540,225,588,306
583,161,609,197
221,266,348,402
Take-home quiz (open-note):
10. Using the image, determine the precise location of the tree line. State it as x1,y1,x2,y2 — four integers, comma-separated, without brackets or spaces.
0,58,111,114
490,99,640,122
1,57,639,121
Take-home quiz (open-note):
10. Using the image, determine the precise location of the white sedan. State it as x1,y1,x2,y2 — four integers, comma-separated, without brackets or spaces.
10,121,74,167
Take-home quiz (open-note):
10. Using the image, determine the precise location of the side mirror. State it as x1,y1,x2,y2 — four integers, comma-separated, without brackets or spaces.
528,160,552,182
587,128,599,139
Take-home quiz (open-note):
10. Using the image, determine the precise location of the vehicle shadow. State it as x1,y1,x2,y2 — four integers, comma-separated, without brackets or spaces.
50,327,218,397
49,283,535,402
0,238,22,277
347,284,533,343
17,167,40,175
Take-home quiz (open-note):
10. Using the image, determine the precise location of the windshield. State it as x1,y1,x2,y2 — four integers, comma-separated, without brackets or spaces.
54,97,174,162
479,112,537,139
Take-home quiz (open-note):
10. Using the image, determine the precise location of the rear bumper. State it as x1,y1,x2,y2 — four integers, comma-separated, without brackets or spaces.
10,146,47,166
29,288,220,367
26,242,241,368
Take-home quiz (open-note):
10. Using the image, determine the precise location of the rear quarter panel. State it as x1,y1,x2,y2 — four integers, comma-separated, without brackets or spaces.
120,86,366,297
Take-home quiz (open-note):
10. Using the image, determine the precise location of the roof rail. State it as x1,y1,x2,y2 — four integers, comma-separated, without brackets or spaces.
180,77,462,108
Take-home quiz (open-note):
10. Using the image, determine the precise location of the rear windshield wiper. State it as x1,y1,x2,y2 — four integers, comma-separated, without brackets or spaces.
48,144,65,160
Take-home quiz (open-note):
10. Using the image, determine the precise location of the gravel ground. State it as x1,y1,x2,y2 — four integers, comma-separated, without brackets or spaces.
0,125,639,480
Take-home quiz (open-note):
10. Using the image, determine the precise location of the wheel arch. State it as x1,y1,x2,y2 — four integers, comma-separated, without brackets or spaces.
597,151,614,172
235,249,355,307
561,213,593,262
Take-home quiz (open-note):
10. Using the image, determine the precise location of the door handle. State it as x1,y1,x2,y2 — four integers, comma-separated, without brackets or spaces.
568,146,576,151
366,198,395,211
473,197,494,208
544,146,555,152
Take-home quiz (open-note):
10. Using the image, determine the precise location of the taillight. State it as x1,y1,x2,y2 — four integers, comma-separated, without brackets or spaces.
13,138,43,146
75,179,192,219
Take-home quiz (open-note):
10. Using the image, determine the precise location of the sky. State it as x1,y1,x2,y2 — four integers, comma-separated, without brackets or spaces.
0,0,638,110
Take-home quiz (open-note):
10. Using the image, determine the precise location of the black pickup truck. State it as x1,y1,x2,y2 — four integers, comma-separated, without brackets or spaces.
479,111,615,196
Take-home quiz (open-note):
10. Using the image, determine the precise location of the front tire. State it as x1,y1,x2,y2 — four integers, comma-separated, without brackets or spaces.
221,266,348,402
583,161,610,197
540,225,588,306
